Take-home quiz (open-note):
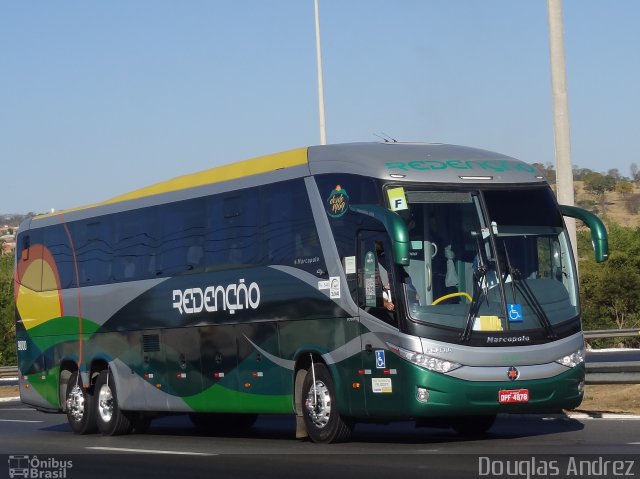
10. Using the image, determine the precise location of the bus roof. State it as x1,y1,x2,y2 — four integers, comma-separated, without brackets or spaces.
31,142,545,222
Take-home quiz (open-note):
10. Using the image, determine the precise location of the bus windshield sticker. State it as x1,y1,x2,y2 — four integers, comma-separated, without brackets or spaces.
364,251,376,307
508,304,523,322
326,185,349,218
473,315,503,331
387,187,408,211
330,277,341,299
343,256,356,274
318,280,330,290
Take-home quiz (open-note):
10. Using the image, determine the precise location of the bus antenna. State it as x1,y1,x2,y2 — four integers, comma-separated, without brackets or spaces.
374,132,398,143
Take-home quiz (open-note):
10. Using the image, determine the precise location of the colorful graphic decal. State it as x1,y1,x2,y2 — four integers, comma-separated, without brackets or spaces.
326,185,349,218
14,244,64,331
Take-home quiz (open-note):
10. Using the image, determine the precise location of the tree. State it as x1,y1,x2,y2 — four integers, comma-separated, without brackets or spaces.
625,193,640,215
572,166,593,180
607,168,621,181
631,163,640,183
583,172,616,216
579,222,640,347
531,162,556,184
615,180,634,198
0,254,16,366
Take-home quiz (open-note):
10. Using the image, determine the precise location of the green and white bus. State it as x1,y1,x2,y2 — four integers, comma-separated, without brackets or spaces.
14,142,608,443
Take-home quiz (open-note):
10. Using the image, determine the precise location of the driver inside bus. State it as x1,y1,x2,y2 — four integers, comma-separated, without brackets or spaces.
376,242,395,311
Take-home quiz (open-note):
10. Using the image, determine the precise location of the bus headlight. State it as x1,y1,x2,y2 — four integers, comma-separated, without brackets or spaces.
388,343,461,373
554,345,586,368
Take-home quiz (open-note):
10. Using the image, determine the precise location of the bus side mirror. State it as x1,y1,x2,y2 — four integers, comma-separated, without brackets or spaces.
559,204,609,263
349,204,410,266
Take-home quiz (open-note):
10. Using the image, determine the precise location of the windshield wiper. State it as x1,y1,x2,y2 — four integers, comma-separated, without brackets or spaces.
461,234,489,342
502,241,555,339
460,275,485,342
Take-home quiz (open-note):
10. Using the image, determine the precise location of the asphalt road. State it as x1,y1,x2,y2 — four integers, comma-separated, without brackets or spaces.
1,398,639,479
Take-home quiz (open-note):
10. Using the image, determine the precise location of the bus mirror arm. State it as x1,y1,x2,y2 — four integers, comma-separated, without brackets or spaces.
349,204,410,266
559,204,609,263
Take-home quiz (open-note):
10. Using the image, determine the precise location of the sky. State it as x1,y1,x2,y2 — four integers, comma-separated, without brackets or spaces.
2,1,639,214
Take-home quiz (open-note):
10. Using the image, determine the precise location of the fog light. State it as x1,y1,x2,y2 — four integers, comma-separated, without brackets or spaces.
416,387,430,403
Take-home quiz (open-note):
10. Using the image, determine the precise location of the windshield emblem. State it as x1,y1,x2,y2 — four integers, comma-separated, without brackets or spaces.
507,366,520,381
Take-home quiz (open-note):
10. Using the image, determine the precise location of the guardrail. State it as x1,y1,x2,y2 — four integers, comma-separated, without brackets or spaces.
0,366,18,379
585,360,640,385
584,328,640,339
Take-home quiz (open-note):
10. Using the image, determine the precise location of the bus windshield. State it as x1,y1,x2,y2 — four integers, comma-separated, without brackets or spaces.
397,187,578,338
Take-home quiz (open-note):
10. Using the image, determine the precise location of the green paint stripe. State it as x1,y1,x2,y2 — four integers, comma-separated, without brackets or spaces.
184,383,292,414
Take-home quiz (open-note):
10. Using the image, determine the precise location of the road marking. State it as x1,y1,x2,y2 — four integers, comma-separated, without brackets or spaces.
0,419,43,423
86,447,216,456
567,413,640,420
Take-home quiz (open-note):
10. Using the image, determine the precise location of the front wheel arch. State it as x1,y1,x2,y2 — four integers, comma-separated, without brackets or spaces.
301,361,353,443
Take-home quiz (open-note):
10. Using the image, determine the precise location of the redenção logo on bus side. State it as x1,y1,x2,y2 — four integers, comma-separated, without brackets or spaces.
385,159,537,173
172,279,261,316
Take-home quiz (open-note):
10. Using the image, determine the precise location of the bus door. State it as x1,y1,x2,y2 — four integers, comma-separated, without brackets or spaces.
357,231,402,416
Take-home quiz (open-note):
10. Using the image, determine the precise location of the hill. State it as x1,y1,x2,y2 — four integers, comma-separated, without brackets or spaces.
571,180,639,227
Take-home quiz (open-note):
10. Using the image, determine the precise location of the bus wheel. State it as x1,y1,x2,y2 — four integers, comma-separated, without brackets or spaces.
302,363,353,443
94,370,133,436
451,414,496,436
65,372,97,434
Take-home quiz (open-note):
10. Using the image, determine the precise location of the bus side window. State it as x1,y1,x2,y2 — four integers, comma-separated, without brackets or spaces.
16,231,44,292
43,224,76,290
206,191,258,269
159,199,205,274
114,209,157,281
77,220,113,285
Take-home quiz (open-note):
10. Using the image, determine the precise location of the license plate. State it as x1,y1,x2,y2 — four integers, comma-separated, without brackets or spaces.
499,389,529,403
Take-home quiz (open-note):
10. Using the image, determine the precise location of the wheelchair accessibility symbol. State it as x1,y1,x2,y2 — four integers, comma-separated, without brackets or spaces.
375,350,386,369
508,304,523,322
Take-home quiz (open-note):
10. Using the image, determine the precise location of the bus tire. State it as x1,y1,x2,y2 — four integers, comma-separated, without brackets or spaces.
94,370,133,436
302,363,353,443
65,372,97,434
451,414,496,436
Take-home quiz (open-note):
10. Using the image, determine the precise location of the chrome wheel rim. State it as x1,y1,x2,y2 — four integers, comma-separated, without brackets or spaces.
66,385,85,422
98,384,114,423
305,380,331,429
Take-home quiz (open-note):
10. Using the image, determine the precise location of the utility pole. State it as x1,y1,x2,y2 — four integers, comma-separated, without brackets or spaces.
314,0,327,145
547,0,577,261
